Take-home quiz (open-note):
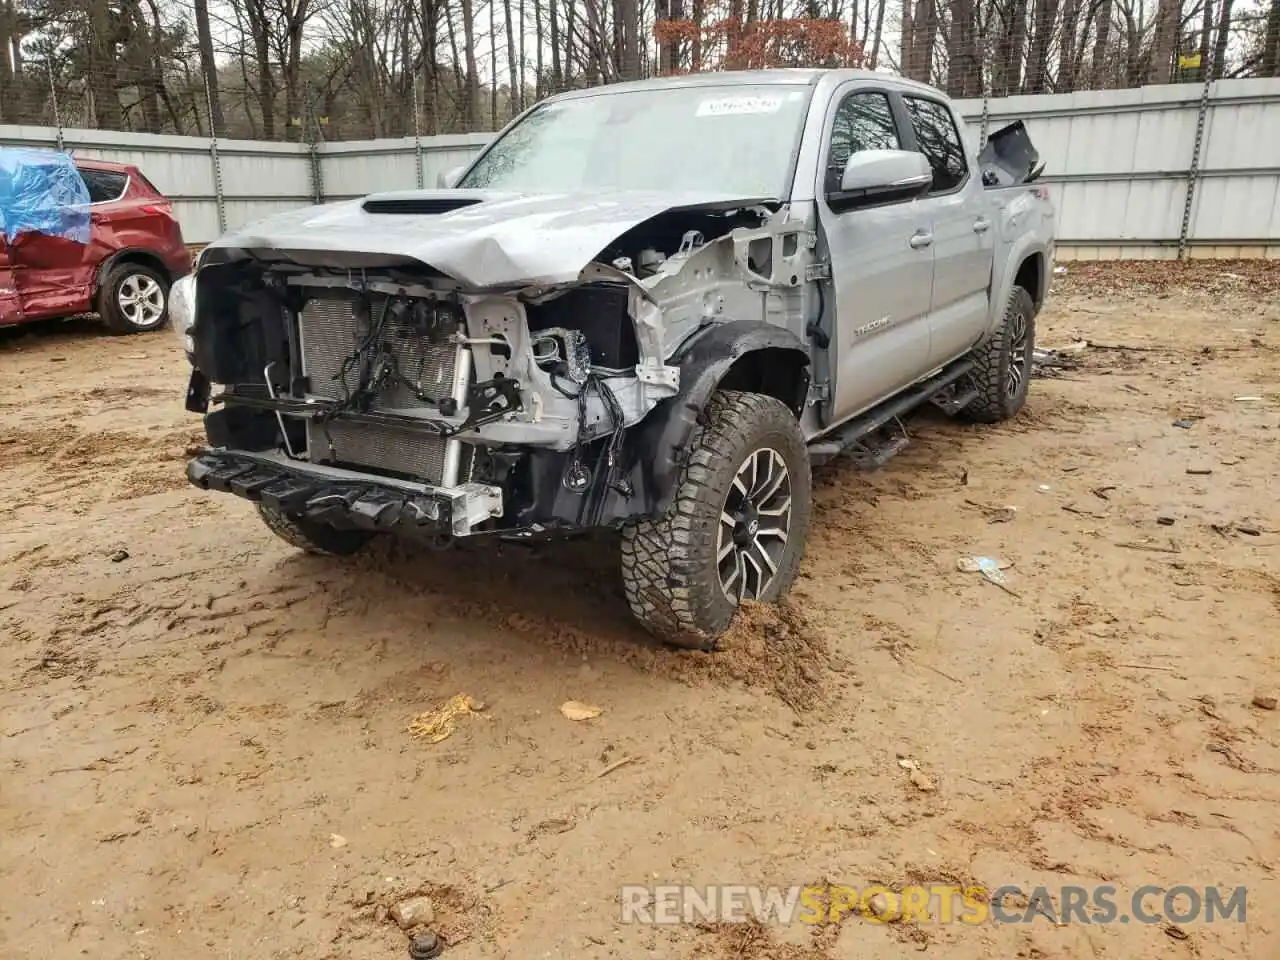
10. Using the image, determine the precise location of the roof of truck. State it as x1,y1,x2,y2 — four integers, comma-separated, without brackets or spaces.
548,69,947,102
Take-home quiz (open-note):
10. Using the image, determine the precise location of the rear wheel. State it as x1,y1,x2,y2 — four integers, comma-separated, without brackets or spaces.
960,284,1035,423
98,263,169,334
620,390,812,650
256,503,374,556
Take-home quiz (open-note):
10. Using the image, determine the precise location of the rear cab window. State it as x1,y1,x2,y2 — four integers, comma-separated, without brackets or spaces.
901,97,968,193
77,168,129,204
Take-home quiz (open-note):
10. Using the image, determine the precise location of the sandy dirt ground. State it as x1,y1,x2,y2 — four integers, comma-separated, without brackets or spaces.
2,261,1278,960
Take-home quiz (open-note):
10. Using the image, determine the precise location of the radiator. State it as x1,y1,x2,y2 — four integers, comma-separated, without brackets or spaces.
298,291,467,486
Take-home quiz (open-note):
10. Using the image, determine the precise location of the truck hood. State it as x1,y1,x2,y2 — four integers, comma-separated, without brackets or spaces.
201,189,775,289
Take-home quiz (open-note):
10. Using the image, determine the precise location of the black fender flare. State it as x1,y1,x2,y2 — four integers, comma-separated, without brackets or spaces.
628,320,811,515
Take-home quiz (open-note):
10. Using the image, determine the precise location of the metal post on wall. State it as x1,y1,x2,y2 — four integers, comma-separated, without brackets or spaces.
206,82,227,235
413,74,425,190
978,29,994,148
1178,55,1216,260
307,96,325,205
46,60,66,153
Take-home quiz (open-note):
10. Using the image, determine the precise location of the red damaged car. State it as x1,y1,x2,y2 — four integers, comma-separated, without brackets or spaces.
0,154,191,334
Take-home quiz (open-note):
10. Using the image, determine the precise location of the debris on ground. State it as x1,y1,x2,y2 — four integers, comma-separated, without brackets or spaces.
956,556,1011,573
1172,418,1198,429
1186,467,1213,476
407,694,486,743
1251,693,1277,711
964,499,1018,523
1086,340,1155,352
909,768,936,792
595,755,640,779
408,930,444,959
328,833,348,848
866,892,898,921
390,896,436,930
958,556,1019,596
1157,515,1176,526
559,700,603,722
1063,503,1108,519
897,757,937,792
108,549,129,562
1115,540,1180,554
1031,346,1084,378
1237,524,1262,537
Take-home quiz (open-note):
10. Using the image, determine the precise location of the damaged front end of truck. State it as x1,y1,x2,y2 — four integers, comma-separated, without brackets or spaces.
180,189,813,543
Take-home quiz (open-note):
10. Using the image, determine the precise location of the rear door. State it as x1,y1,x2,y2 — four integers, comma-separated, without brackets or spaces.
77,165,135,267
816,83,934,423
899,95,995,367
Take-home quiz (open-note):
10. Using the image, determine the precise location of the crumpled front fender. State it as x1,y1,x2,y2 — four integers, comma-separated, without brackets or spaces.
628,319,810,515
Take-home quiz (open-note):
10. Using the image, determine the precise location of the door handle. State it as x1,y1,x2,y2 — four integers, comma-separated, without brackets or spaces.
973,218,991,233
909,231,933,249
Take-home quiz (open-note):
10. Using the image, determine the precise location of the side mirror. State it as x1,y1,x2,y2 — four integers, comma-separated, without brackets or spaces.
436,165,465,189
828,149,932,211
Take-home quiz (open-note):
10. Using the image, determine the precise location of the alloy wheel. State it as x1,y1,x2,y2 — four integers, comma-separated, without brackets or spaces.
1005,308,1029,398
717,447,792,602
117,273,166,329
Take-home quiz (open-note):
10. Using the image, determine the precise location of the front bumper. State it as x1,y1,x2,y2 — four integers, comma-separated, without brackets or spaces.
187,449,503,536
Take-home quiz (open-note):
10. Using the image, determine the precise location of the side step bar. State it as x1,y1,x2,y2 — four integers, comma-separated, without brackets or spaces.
808,358,975,469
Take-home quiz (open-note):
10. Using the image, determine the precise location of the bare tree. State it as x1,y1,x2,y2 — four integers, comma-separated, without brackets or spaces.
3,0,1274,142
1264,0,1280,74
1147,0,1181,81
193,0,223,131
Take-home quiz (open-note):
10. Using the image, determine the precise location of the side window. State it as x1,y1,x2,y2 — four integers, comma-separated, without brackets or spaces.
902,97,968,193
77,168,128,203
825,91,900,194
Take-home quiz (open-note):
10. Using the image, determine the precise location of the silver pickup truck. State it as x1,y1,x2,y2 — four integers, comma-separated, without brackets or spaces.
175,69,1055,649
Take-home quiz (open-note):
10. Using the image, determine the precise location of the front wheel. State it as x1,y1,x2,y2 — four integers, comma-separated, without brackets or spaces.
256,504,374,556
959,284,1036,423
620,390,812,650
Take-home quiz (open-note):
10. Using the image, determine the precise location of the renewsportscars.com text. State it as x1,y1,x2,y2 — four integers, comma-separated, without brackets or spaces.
619,883,1248,926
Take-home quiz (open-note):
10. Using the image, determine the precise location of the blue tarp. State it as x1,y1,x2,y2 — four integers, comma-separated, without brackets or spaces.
0,147,91,245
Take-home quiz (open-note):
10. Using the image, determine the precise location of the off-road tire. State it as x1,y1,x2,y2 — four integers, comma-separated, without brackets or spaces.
256,503,373,556
97,262,170,334
960,284,1036,423
620,390,812,651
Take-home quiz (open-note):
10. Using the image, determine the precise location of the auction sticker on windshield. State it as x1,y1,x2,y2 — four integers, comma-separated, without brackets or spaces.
696,95,785,117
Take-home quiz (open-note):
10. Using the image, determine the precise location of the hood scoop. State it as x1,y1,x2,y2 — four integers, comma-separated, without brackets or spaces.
362,196,483,215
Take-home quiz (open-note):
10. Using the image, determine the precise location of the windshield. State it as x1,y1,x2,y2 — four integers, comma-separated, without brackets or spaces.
458,84,812,198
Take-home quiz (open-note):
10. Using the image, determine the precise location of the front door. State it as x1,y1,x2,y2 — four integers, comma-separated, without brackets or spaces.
815,85,934,424
7,163,123,321
0,237,23,326
899,95,995,367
